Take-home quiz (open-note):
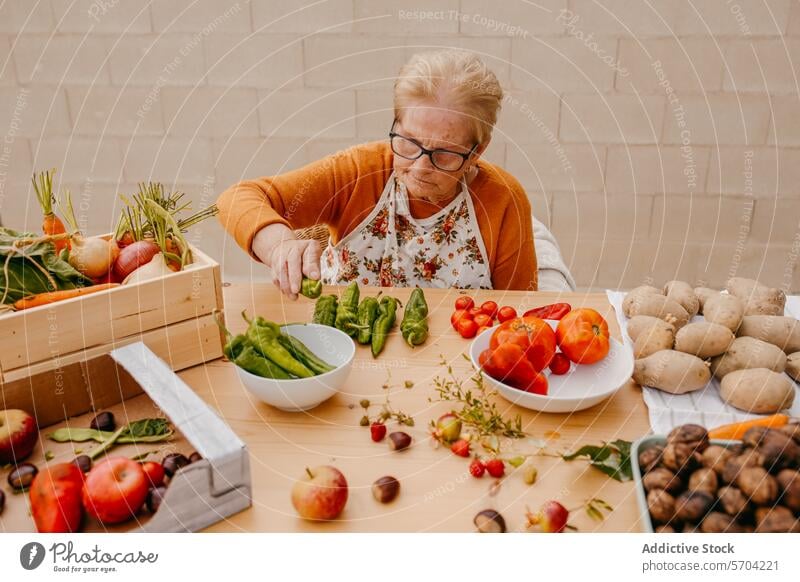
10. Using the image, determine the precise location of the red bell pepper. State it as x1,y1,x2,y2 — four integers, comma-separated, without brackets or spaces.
523,303,572,320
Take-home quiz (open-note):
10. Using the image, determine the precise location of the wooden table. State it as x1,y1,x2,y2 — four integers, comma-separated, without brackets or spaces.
178,284,652,532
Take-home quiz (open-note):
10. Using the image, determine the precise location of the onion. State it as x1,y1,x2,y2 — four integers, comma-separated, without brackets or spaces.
68,236,120,278
122,253,172,286
113,240,160,281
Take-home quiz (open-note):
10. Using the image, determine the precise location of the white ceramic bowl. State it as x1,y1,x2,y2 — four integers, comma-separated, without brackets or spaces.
235,323,355,412
468,320,634,413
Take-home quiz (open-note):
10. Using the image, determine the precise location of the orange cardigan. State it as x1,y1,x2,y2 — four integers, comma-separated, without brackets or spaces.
216,141,538,291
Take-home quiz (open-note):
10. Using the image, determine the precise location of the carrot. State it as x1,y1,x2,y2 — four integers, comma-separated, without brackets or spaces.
708,413,791,441
13,284,120,311
32,169,70,253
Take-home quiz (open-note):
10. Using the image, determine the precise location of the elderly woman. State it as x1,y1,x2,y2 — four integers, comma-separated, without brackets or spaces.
218,50,573,299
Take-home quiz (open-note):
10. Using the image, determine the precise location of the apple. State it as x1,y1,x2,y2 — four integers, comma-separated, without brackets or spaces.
291,465,348,521
0,409,38,464
30,463,85,533
82,456,148,524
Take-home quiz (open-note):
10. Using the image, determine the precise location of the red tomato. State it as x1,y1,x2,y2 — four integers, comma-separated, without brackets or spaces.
477,325,491,335
480,301,499,318
83,457,149,524
141,461,165,488
525,372,549,395
473,313,493,328
497,306,517,323
457,318,479,339
555,308,610,364
479,344,548,395
490,316,557,372
454,296,474,311
468,307,484,318
548,353,571,375
451,309,472,330
29,463,84,533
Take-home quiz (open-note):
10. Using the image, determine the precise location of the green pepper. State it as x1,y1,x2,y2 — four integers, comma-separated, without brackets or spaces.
334,281,362,337
223,333,248,361
242,312,314,378
400,287,429,347
300,277,322,299
371,296,400,358
234,345,294,379
356,296,380,345
277,333,335,375
312,295,338,327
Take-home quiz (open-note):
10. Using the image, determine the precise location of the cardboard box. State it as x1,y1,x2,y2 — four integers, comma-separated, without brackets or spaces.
0,342,251,533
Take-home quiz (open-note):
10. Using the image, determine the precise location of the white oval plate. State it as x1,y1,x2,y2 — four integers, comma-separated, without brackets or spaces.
468,320,634,413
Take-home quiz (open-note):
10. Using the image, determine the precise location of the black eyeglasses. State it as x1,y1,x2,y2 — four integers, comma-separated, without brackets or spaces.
389,120,478,172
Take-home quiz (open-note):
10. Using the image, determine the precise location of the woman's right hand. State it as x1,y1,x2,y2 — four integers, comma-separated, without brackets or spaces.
252,224,322,300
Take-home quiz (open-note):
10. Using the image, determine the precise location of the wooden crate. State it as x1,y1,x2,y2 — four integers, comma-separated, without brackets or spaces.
0,342,251,533
0,244,225,384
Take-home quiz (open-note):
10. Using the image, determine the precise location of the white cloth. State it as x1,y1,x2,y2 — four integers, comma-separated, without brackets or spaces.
533,217,576,292
606,289,800,433
321,172,492,289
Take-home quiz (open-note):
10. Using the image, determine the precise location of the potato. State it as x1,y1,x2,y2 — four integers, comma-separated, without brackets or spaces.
726,277,786,316
634,319,676,359
627,315,675,342
627,294,690,329
737,315,800,354
693,287,718,315
622,285,663,318
633,350,711,394
719,368,796,414
674,321,734,358
703,293,744,332
664,280,699,317
710,336,787,380
787,352,800,382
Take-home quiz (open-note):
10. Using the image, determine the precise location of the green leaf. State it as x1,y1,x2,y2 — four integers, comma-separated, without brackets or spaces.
0,227,90,304
562,440,633,482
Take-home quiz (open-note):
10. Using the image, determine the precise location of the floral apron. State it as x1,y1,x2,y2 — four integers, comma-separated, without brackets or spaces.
321,172,492,289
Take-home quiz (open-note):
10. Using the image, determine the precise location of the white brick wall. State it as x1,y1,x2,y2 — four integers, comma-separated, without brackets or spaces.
0,0,797,291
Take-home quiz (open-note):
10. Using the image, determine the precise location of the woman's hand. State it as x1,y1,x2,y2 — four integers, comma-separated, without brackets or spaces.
252,224,322,300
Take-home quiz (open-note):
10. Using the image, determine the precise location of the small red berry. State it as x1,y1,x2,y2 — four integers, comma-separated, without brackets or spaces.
469,459,485,478
450,439,471,457
485,458,505,478
370,422,387,442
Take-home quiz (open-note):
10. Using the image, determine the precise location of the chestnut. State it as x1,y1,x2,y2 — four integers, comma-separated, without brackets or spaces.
147,486,167,513
371,476,400,504
7,462,38,490
162,453,190,478
72,455,92,473
90,411,116,432
474,509,506,533
388,432,412,452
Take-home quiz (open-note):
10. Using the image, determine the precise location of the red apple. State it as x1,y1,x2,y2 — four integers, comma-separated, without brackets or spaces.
30,463,85,533
82,456,148,524
0,409,38,464
291,465,348,521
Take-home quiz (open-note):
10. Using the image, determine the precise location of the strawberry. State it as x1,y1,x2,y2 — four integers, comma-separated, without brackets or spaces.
484,458,505,478
469,458,485,478
370,422,387,442
450,439,470,457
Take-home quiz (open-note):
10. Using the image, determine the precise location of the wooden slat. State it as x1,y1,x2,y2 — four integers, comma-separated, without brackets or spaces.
0,251,220,373
1,313,223,383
